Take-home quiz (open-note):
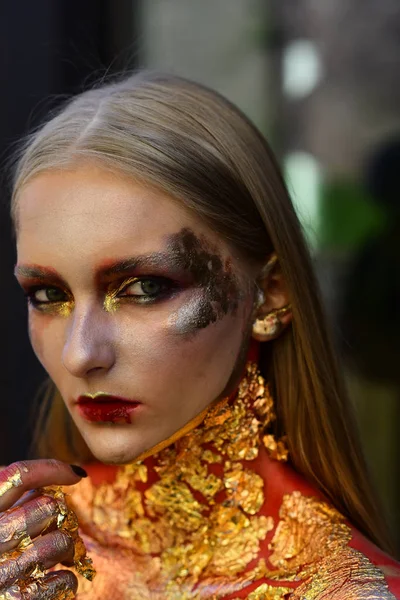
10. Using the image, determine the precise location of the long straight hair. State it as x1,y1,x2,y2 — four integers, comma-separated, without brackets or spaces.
12,72,393,554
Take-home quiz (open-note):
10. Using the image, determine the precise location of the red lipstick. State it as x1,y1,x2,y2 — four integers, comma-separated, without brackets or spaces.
76,394,141,423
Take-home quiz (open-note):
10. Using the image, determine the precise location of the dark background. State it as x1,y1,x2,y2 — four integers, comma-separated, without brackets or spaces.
0,0,138,463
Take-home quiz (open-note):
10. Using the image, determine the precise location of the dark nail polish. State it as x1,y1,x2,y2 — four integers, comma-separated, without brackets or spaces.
70,464,88,478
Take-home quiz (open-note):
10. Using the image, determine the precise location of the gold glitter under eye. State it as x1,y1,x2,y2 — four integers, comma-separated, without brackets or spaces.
31,299,74,317
63,363,396,599
103,278,137,313
25,286,74,317
103,288,119,313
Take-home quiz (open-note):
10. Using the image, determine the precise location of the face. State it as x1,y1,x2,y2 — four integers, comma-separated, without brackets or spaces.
15,165,257,464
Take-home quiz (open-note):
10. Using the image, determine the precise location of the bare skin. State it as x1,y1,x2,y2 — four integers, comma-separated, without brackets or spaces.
0,459,85,598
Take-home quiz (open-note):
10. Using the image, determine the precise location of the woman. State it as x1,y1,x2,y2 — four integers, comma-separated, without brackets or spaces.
1,72,399,599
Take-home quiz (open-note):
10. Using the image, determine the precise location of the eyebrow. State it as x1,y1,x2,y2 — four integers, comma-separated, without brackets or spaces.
14,251,183,284
99,252,179,278
14,264,66,283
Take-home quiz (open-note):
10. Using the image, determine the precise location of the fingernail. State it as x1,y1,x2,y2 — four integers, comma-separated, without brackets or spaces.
69,464,88,478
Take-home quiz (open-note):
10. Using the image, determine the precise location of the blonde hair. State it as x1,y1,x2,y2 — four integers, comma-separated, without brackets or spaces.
12,72,393,553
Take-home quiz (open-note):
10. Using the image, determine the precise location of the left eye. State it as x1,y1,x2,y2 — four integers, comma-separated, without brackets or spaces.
121,279,165,297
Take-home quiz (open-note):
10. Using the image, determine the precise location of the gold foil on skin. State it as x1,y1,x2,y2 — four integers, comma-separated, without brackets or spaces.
264,492,396,598
263,435,289,463
0,468,24,500
65,364,278,597
224,463,264,515
65,364,395,599
0,542,41,587
25,563,46,580
231,583,293,599
39,486,95,582
0,486,94,595
1,575,76,600
0,590,17,600
0,497,59,550
0,509,27,545
292,547,396,599
15,535,32,553
24,581,75,600
0,587,23,600
268,491,352,573
0,536,34,568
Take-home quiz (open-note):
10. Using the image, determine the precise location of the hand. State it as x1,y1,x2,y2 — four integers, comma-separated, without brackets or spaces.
0,459,87,599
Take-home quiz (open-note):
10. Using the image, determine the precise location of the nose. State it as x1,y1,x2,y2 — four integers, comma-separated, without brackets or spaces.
62,302,115,378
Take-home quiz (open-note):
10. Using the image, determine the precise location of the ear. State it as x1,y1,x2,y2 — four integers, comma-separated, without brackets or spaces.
252,254,292,342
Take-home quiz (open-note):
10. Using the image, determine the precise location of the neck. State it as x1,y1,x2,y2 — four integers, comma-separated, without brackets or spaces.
84,362,284,561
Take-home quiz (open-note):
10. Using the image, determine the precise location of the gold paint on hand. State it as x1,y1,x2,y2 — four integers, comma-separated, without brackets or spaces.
0,467,26,499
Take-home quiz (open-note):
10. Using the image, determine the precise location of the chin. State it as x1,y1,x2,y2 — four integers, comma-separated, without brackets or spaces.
80,426,150,465
90,449,136,465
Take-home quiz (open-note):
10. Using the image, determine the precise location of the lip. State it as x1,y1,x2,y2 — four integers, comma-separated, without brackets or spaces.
76,393,142,423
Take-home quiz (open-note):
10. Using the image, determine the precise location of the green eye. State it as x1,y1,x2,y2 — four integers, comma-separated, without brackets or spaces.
34,287,67,303
123,279,163,297
140,280,162,295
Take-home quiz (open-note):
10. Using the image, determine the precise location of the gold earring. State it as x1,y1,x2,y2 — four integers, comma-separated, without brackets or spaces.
253,304,291,340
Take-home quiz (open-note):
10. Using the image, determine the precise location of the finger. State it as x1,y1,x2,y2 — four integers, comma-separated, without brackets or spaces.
0,496,59,554
23,570,78,599
0,583,22,599
11,490,41,510
0,530,74,588
0,461,87,511
0,571,78,600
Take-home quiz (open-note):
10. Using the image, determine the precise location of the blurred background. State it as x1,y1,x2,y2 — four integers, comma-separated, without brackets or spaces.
1,0,399,552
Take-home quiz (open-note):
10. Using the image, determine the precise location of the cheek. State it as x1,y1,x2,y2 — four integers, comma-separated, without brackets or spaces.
28,313,62,374
28,314,48,360
117,294,254,400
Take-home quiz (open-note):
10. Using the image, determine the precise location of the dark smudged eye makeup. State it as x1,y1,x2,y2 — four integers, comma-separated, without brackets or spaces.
24,276,180,312
25,286,69,307
115,276,180,303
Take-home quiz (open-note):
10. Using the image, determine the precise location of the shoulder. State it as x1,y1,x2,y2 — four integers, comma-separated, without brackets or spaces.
289,545,400,599
261,469,400,599
348,528,400,599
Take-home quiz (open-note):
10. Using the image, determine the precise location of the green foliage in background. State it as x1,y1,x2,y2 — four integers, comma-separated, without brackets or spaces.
319,180,386,251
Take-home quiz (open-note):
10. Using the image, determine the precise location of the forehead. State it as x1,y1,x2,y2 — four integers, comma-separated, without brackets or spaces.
16,165,225,264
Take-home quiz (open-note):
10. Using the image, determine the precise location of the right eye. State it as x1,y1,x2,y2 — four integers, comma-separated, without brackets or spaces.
28,287,68,305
